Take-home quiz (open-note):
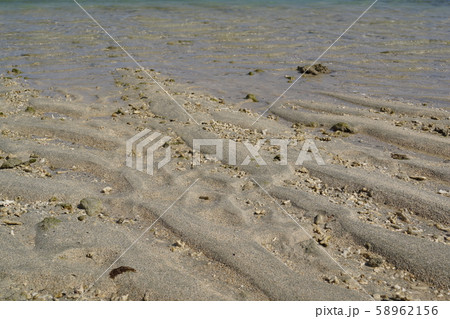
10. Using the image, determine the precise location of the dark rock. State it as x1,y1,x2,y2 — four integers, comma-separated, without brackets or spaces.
297,63,330,75
331,122,354,133
434,126,448,137
109,266,136,279
245,94,258,102
380,107,394,114
57,203,73,211
391,153,409,160
10,68,22,75
366,256,383,267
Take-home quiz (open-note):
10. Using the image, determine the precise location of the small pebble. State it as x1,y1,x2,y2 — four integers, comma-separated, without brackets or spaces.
101,187,112,194
0,200,15,207
366,256,383,268
407,226,422,235
391,153,409,160
373,294,382,300
170,240,185,251
3,220,23,226
314,214,326,225
281,200,291,206
319,235,331,247
435,223,450,232
409,176,427,181
254,209,266,216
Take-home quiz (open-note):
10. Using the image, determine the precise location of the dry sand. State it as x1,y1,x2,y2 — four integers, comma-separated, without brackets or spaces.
0,67,449,300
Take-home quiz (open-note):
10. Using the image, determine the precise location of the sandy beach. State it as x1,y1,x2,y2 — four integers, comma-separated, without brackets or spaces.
0,0,449,301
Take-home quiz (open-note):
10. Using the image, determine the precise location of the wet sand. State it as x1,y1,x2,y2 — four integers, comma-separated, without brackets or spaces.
0,66,449,300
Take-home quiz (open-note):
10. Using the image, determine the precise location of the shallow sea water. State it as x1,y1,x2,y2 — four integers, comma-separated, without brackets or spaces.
1,0,449,109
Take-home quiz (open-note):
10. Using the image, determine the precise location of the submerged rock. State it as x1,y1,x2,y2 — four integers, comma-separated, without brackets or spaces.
79,197,103,216
38,217,61,231
0,158,23,169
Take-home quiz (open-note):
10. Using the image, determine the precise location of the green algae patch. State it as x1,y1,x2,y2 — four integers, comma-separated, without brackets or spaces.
245,94,258,102
38,217,62,231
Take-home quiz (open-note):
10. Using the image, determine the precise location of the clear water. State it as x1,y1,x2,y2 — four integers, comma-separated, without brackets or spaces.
1,0,449,108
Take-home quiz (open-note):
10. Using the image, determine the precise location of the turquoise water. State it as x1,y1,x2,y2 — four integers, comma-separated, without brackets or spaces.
1,0,449,107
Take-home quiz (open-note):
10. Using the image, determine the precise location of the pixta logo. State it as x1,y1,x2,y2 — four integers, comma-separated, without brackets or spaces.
193,138,325,166
126,129,171,175
126,130,325,175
